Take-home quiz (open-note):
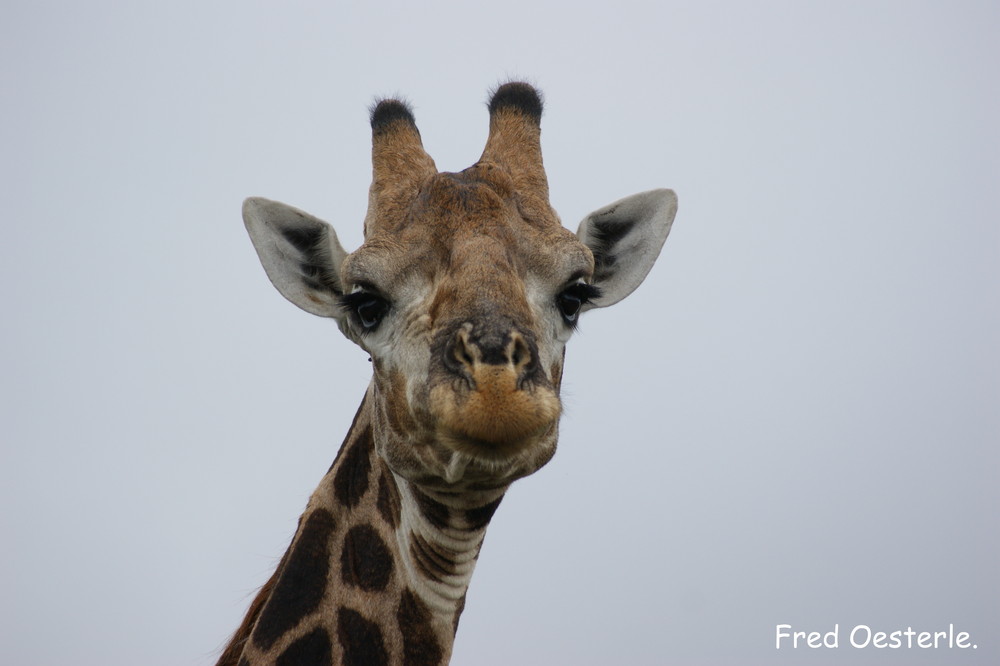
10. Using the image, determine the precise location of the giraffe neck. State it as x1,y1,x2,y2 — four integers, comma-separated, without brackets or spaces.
219,388,507,666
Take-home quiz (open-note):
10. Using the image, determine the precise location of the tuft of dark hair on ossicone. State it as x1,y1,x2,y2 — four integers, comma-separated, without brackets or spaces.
369,99,417,134
488,82,543,124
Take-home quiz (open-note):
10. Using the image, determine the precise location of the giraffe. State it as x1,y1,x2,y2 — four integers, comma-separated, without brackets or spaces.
218,82,678,665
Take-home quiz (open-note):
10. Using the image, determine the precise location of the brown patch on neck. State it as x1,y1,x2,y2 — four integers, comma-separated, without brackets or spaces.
336,607,390,665
218,397,379,665
398,588,445,664
216,563,283,666
452,592,467,635
376,460,402,529
251,509,336,651
216,507,337,664
341,524,394,591
275,627,332,665
327,392,370,473
332,423,374,508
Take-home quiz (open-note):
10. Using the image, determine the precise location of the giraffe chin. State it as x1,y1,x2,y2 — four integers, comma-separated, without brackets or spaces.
428,371,561,462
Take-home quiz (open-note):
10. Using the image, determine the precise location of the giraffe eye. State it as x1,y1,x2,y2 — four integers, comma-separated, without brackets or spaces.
556,283,601,324
340,290,390,331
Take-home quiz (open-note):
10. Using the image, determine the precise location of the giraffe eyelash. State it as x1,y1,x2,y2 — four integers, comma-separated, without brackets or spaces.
339,290,390,332
556,282,601,326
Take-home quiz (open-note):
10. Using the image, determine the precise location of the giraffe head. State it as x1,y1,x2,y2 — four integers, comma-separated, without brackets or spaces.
243,83,676,489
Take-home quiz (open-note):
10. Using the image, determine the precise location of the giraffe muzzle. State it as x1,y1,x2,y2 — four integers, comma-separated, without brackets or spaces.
430,322,561,455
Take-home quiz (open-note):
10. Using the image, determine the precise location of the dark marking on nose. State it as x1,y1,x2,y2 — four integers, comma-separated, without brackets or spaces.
252,509,335,651
276,627,332,666
341,524,393,591
337,607,389,666
440,319,540,383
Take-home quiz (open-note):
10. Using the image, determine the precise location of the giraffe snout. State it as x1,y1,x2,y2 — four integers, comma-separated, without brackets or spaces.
430,320,559,453
445,323,539,388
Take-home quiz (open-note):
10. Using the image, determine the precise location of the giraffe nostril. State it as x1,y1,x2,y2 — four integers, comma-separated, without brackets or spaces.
455,330,476,367
458,345,474,367
443,328,477,378
508,332,533,373
441,322,540,383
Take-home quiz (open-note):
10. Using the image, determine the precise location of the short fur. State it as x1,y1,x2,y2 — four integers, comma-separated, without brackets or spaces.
222,82,678,665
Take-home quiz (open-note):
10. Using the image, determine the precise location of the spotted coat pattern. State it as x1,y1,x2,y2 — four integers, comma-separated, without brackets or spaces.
218,82,678,665
219,392,503,665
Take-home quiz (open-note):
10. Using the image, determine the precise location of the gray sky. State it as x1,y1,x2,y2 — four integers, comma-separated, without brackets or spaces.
2,1,997,665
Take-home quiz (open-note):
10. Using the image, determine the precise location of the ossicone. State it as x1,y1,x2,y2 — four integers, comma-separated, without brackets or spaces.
488,82,543,125
369,98,418,135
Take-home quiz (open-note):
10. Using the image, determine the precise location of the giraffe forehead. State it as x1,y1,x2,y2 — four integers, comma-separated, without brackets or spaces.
418,169,513,226
351,171,593,294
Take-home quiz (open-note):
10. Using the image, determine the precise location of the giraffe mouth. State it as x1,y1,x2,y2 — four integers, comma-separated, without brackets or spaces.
428,364,561,459
436,421,558,462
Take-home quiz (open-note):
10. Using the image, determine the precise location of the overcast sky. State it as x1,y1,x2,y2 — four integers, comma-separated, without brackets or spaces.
2,2,997,665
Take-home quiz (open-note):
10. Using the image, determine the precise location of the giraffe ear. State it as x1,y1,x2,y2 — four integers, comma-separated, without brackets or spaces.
242,197,349,318
576,189,678,309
